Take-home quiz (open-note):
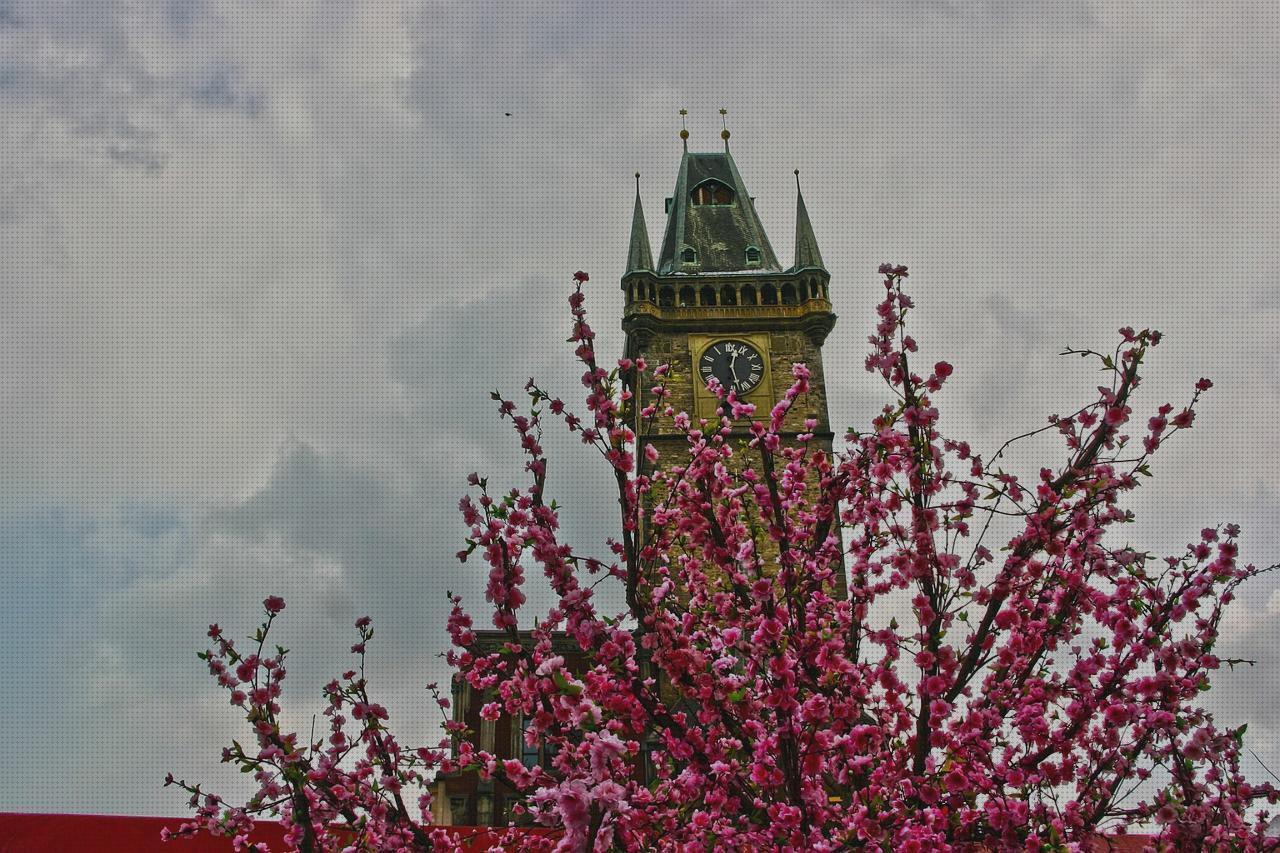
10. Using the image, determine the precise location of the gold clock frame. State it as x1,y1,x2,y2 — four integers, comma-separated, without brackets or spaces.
688,332,774,421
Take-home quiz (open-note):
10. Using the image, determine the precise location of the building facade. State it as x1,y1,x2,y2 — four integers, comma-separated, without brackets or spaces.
434,130,838,826
621,136,835,460
620,132,841,592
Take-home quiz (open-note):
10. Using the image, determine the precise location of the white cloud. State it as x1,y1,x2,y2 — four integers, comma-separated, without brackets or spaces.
1,0,1278,816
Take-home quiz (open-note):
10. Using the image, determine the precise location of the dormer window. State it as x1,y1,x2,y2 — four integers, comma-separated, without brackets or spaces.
690,180,734,206
680,246,698,265
745,245,761,267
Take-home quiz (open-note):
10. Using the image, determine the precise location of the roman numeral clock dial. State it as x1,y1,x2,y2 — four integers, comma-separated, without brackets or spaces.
699,339,765,396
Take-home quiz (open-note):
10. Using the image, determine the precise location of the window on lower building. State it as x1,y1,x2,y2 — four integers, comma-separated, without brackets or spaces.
521,716,541,769
519,714,564,774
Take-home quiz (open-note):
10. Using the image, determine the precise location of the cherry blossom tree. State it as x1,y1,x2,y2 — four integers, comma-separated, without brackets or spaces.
168,267,1279,851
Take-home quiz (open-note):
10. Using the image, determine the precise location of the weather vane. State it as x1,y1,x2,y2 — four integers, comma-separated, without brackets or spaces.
679,108,689,149
720,108,730,150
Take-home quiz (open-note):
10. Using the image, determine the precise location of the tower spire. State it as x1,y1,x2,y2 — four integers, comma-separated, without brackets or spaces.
792,169,825,271
626,172,654,273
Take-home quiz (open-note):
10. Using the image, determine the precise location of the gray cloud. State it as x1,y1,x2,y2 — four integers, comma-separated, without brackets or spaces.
1,0,1277,817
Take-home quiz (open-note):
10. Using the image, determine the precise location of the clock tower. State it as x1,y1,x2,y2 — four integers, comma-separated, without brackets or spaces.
621,124,838,573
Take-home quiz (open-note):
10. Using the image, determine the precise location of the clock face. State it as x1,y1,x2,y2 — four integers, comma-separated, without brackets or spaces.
699,339,765,395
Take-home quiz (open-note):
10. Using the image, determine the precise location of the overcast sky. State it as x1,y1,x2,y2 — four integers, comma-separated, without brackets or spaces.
1,0,1277,818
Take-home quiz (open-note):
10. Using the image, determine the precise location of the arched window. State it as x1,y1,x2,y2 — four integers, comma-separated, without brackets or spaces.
648,284,657,302
762,284,777,305
720,285,737,306
741,284,757,305
691,180,734,206
680,246,697,265
745,246,761,267
809,280,818,299
700,285,717,307
781,283,797,305
679,286,695,307
658,287,674,307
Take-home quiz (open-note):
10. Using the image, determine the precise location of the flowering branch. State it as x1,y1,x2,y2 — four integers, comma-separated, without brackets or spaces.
171,268,1278,851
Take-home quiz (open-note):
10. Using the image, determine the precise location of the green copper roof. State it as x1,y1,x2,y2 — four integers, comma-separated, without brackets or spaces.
626,182,654,273
791,179,825,272
657,150,781,275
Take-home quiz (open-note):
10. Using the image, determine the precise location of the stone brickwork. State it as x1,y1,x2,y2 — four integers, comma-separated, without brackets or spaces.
620,144,844,598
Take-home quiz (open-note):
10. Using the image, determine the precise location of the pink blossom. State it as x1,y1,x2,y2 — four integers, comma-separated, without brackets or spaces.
172,268,1271,852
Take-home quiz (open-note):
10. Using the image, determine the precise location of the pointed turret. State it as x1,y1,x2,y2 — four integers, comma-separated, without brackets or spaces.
656,148,781,274
626,173,654,273
791,170,825,272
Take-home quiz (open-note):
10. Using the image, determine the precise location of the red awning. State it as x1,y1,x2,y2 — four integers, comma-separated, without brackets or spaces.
0,814,1154,852
0,814,559,852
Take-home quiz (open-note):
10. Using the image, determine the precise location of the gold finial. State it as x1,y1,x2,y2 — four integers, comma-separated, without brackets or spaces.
679,109,689,148
719,107,730,149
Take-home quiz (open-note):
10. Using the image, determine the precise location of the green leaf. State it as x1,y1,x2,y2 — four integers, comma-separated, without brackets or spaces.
728,688,746,702
553,671,583,696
